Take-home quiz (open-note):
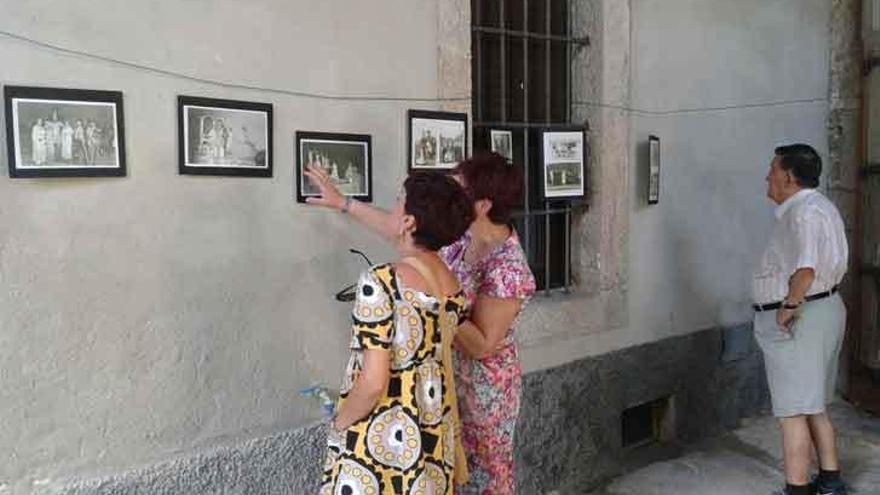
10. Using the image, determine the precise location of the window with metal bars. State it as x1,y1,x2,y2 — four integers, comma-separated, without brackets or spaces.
471,0,585,292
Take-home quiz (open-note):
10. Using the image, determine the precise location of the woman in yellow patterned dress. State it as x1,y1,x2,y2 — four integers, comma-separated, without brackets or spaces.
307,169,474,495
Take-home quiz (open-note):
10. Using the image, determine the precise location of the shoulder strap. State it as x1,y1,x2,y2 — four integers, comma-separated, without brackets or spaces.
397,256,470,485
398,257,445,302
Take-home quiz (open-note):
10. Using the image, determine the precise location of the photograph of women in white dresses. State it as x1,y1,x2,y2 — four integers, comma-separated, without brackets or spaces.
10,99,120,170
296,131,371,203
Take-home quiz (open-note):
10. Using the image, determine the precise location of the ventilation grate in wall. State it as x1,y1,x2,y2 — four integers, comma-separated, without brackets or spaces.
621,395,674,448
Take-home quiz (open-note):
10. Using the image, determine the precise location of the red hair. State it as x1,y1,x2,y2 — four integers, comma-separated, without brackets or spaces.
455,152,523,224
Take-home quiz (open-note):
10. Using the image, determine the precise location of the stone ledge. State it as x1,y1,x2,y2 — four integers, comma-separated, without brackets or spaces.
45,423,327,495
38,326,768,495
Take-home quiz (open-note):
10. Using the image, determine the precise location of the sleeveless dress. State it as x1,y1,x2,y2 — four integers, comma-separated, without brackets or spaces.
439,231,536,495
321,264,466,495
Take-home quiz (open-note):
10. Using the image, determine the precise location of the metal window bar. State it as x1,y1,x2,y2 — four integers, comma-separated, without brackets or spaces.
499,0,507,123
522,0,531,283
472,0,577,294
474,5,482,124
544,0,552,295
565,0,572,292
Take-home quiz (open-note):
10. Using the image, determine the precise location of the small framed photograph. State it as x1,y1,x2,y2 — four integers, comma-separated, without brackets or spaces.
4,85,126,178
490,129,513,162
178,96,272,177
648,135,660,205
295,131,372,203
408,109,467,171
540,128,586,199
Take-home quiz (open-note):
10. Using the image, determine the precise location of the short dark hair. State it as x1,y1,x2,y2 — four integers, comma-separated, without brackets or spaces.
454,152,523,224
774,144,821,188
404,172,474,251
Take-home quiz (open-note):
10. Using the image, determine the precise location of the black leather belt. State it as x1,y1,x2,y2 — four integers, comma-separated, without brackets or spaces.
753,286,838,312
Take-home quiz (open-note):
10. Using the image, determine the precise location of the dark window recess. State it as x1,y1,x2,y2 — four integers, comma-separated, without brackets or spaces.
621,396,674,448
471,0,581,292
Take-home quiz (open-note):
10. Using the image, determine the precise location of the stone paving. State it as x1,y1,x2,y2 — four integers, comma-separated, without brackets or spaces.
589,401,880,495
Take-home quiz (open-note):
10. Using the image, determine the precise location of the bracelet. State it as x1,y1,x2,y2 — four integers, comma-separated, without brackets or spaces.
340,197,353,214
782,300,802,310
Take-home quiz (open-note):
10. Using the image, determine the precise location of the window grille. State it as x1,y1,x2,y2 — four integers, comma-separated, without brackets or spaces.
471,0,588,291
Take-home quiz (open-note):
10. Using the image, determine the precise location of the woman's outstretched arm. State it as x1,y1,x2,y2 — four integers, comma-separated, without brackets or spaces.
304,165,396,240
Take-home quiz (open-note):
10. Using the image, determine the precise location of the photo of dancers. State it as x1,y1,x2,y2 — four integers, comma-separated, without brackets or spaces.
296,131,371,203
5,86,125,178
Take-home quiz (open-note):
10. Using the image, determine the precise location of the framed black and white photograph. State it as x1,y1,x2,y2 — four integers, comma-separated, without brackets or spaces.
408,109,467,171
178,96,272,177
648,135,660,205
4,86,126,178
490,129,513,163
540,128,586,199
295,131,372,203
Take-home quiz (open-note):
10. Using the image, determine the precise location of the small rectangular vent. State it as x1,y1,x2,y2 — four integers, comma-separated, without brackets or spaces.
621,395,674,448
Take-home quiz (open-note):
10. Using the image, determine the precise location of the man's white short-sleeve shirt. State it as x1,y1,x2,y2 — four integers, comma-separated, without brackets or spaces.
752,189,848,305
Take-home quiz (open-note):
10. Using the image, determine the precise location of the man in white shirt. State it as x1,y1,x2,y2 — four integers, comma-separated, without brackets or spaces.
753,144,849,495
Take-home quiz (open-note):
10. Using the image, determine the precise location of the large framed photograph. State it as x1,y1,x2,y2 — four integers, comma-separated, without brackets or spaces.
4,86,126,178
408,109,467,171
540,128,586,199
490,129,513,163
178,96,272,177
295,131,372,203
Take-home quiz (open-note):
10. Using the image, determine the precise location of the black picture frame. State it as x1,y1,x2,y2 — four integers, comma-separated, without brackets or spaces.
407,109,468,171
4,85,126,178
295,131,372,204
648,135,660,205
489,129,514,163
539,126,587,200
178,95,273,177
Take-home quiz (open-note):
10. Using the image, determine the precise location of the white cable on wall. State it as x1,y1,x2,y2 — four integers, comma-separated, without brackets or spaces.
574,97,828,116
0,29,826,114
0,29,469,104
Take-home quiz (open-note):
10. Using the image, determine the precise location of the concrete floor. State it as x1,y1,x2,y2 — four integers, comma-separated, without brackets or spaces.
589,401,880,495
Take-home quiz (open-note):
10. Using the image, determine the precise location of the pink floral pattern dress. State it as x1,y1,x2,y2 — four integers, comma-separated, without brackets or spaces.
440,229,536,495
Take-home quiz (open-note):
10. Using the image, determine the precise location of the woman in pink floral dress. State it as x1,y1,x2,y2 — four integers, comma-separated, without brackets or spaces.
306,152,534,494
440,154,535,494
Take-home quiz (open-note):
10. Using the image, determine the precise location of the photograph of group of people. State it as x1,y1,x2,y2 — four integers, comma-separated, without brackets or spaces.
301,145,366,196
296,132,371,203
542,130,585,198
409,111,467,170
412,128,466,168
14,102,118,169
183,105,269,169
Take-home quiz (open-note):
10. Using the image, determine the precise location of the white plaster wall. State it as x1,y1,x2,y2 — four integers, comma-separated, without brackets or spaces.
520,0,832,369
0,0,448,489
0,0,837,489
628,0,831,339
